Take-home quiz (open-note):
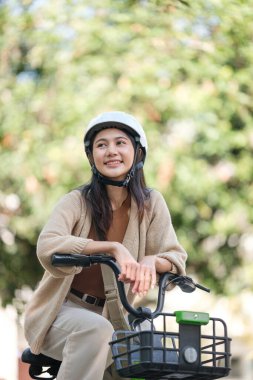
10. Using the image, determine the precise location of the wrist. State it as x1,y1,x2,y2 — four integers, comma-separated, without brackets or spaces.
109,241,121,258
155,257,176,273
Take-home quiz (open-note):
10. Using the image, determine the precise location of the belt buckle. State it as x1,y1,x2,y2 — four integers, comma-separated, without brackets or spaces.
82,294,98,306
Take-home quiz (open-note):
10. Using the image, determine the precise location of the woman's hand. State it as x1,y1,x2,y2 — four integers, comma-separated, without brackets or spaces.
113,248,158,297
110,243,173,297
111,242,140,284
131,255,157,297
85,240,174,297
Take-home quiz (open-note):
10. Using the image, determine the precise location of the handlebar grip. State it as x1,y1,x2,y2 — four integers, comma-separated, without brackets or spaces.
51,254,91,267
195,283,210,293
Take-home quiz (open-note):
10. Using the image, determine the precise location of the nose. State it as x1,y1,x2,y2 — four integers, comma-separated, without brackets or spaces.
106,143,117,156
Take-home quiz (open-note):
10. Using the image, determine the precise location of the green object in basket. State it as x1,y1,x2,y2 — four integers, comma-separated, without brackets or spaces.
175,310,209,325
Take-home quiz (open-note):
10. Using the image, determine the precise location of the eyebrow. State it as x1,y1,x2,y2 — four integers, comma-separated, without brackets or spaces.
94,135,130,144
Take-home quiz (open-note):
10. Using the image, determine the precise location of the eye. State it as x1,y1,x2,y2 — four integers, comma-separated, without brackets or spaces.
116,139,127,145
96,142,106,148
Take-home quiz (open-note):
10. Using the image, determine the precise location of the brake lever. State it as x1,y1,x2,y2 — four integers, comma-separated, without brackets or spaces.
167,275,210,293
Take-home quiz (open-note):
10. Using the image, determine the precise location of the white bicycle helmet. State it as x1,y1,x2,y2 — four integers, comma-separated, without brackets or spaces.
84,111,148,187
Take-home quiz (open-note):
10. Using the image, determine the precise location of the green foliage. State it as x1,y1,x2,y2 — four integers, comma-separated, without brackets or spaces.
0,0,252,306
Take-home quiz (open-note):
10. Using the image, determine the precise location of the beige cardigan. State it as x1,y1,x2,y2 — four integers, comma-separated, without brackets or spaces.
24,188,187,354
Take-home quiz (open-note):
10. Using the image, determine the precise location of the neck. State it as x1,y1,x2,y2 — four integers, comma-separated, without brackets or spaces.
106,186,129,210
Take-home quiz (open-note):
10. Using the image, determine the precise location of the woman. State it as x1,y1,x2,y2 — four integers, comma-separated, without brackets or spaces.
24,111,187,380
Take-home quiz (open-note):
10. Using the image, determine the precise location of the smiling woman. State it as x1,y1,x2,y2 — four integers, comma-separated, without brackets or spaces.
23,111,187,380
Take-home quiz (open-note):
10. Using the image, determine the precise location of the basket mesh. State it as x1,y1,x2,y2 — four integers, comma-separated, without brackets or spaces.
110,312,231,379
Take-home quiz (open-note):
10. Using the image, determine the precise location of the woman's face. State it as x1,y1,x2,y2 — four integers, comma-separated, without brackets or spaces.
92,128,135,181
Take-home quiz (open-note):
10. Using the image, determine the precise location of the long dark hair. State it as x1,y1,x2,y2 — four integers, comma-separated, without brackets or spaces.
81,170,150,241
81,134,150,240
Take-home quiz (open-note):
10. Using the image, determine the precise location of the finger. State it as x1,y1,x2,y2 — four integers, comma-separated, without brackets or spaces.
143,269,152,294
126,263,133,279
119,263,127,281
151,268,156,289
137,266,146,295
119,277,132,284
130,263,138,282
131,266,140,293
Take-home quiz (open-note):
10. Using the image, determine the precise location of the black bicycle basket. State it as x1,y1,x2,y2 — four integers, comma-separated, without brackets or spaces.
110,311,231,380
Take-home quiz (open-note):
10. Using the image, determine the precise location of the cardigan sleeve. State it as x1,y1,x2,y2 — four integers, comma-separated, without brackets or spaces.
145,190,187,276
37,190,93,278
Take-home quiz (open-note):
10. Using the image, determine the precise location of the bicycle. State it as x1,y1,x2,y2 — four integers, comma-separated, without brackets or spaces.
22,253,231,379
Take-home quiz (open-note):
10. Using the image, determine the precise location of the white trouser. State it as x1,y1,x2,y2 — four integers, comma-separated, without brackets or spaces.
40,299,126,380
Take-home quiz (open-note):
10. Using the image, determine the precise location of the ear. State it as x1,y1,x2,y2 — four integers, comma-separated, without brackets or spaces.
137,147,144,161
87,151,94,166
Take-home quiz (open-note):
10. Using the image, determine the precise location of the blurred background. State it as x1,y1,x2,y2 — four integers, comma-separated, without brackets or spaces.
0,0,252,379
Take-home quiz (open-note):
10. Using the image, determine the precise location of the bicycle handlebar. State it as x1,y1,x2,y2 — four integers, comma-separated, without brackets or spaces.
51,253,210,319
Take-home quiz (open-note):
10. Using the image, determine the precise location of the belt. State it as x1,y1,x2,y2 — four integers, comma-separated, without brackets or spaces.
70,288,105,307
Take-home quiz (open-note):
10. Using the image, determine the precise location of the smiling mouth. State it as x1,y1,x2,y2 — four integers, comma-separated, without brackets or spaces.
105,160,122,166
